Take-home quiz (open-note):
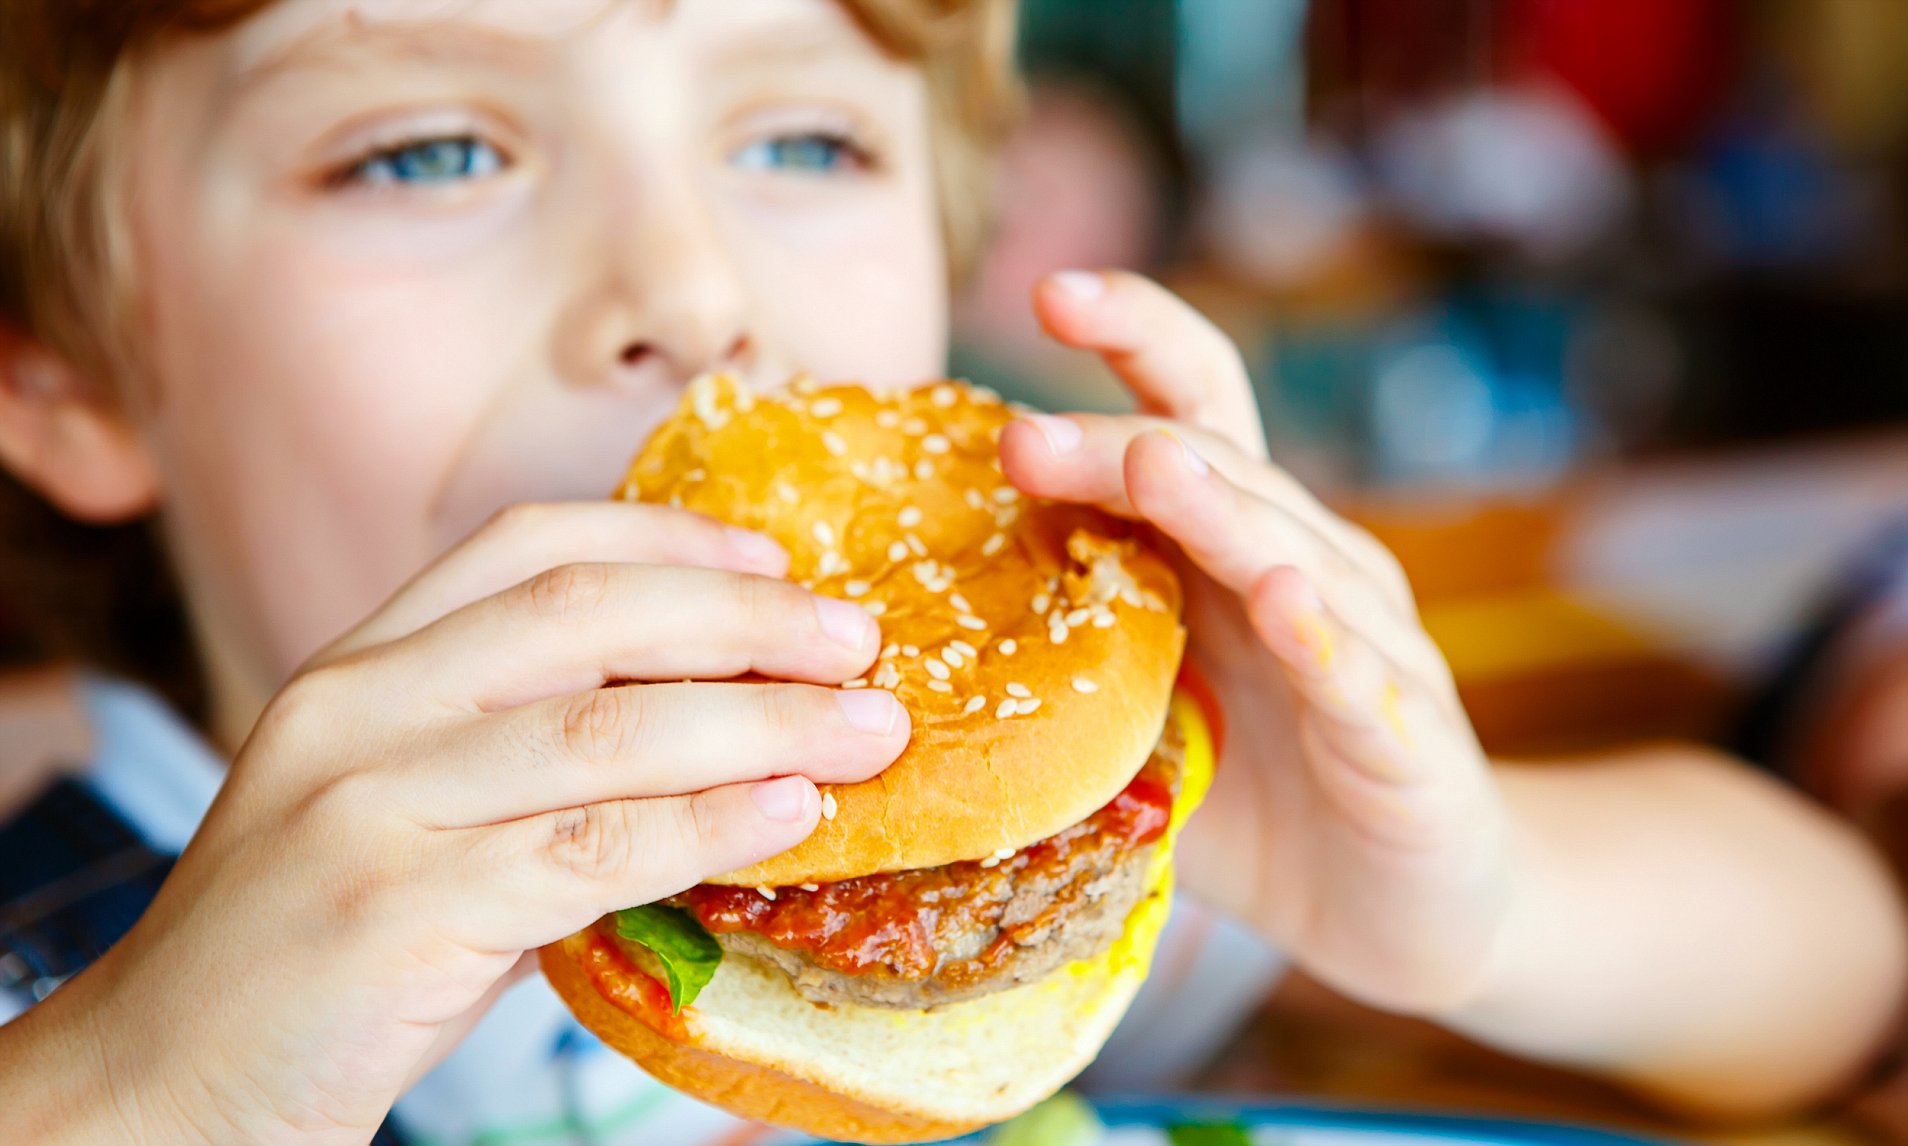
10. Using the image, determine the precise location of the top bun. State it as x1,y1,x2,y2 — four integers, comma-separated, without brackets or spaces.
620,375,1185,887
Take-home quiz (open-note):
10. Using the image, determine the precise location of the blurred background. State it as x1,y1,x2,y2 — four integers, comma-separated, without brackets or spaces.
953,0,1908,765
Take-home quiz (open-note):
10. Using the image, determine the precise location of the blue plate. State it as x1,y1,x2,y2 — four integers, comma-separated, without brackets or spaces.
917,1098,1678,1145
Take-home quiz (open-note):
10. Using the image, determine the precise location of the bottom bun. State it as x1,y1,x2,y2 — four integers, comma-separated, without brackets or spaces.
543,691,1215,1144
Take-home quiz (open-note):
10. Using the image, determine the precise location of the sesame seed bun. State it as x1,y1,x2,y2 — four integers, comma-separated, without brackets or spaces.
618,374,1187,887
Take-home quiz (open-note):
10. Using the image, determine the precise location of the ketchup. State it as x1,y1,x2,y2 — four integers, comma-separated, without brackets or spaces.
678,758,1175,982
579,927,691,1041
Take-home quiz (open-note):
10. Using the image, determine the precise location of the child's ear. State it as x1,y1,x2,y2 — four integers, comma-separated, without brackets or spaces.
0,323,159,523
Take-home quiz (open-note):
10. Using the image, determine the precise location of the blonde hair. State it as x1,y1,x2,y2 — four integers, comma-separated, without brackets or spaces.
0,0,1021,709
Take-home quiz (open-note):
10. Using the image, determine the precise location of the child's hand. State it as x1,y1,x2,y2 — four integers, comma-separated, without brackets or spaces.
999,272,1505,1017
23,502,908,1143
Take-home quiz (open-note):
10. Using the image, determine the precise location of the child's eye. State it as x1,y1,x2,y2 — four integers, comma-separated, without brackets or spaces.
731,132,869,175
343,135,506,187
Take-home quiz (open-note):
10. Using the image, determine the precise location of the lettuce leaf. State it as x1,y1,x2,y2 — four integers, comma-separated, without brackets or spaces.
613,905,722,1013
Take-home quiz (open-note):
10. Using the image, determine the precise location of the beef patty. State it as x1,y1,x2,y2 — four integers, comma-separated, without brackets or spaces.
674,717,1185,1011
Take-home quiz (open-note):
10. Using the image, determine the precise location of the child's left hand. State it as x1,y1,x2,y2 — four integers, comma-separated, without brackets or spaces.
998,271,1507,1017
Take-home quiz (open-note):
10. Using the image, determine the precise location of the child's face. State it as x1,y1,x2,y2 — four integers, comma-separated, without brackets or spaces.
122,0,948,710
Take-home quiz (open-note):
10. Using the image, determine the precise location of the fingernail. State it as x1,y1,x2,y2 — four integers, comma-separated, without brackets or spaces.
751,776,812,822
725,528,787,572
814,596,875,651
836,689,901,735
1051,270,1106,301
1024,413,1083,455
1159,428,1210,476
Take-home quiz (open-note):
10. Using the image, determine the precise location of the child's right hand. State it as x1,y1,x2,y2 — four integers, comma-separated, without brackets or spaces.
6,502,908,1145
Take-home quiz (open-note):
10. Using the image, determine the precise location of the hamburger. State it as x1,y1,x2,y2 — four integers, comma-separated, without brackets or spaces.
540,374,1215,1143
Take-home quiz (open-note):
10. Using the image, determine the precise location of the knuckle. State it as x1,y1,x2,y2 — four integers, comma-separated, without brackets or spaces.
558,686,648,765
756,684,812,740
522,562,612,625
544,801,639,882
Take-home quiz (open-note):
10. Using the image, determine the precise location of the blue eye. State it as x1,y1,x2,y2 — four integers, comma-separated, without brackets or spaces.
732,133,864,174
348,136,504,186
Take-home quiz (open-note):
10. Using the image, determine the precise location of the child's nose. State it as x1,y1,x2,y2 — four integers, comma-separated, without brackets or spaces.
557,196,759,393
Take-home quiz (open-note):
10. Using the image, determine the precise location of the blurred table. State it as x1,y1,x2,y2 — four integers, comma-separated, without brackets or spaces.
1201,431,1908,1145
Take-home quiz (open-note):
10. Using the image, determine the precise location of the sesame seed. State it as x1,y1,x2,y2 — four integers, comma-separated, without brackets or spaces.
668,494,684,508
850,460,870,481
973,385,1001,403
993,847,1015,860
924,658,951,680
995,507,1020,529
1092,612,1117,628
927,679,954,693
979,856,1001,869
1032,594,1051,615
685,468,707,483
949,592,973,614
757,885,777,900
1005,682,1031,698
898,506,924,528
964,489,986,511
963,696,987,715
996,699,1018,719
998,639,1018,655
1066,608,1091,627
949,639,977,658
876,409,901,429
821,793,838,821
981,533,1007,557
941,647,964,669
810,397,844,418
1073,677,1099,693
844,580,870,598
1017,698,1042,715
862,601,887,617
842,678,869,689
817,551,845,577
1049,624,1069,644
873,663,902,689
915,460,935,480
922,434,951,455
902,644,921,657
777,483,801,505
992,486,1019,505
887,541,909,563
812,521,835,547
957,615,988,631
1119,587,1145,608
905,534,927,558
902,417,929,436
882,643,900,659
932,384,958,408
801,883,821,892
794,377,820,395
822,431,847,457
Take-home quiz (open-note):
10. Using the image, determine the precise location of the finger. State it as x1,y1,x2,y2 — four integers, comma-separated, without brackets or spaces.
1033,270,1266,458
455,776,821,950
1003,414,1415,621
325,502,790,662
1247,565,1471,793
380,564,881,711
1121,430,1449,689
410,682,908,828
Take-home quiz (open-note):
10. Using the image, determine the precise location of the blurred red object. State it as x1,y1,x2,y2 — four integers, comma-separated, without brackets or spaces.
1509,0,1738,157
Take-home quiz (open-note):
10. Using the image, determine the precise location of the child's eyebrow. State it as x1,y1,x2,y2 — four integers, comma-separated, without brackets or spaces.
225,20,557,98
